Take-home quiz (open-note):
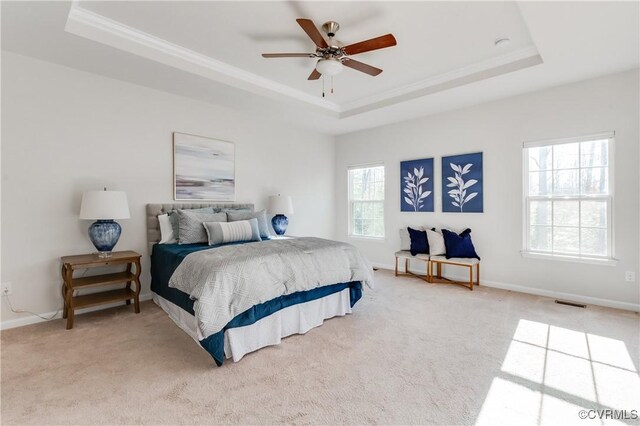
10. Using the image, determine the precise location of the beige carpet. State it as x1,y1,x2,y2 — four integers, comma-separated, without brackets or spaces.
1,270,639,425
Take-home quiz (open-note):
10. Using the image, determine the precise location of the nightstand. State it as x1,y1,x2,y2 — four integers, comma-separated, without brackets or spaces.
60,250,141,329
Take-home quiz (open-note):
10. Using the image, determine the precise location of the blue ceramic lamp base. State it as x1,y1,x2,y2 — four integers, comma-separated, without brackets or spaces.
271,214,289,236
88,220,122,258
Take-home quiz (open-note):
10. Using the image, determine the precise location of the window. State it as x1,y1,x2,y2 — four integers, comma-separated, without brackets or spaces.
348,164,385,239
523,133,614,263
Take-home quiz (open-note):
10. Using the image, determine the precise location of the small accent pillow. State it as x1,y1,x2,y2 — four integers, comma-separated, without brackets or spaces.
158,214,177,244
426,229,446,256
226,209,271,239
442,228,480,260
408,227,429,256
400,226,423,251
168,207,215,242
177,210,226,244
203,218,261,245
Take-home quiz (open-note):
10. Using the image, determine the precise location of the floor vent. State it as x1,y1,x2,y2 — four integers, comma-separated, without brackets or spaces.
555,300,587,308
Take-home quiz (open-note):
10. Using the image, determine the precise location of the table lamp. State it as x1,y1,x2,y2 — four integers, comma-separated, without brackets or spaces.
267,194,293,235
79,188,130,257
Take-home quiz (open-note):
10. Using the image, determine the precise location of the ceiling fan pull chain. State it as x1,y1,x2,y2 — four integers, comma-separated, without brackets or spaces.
322,76,325,98
331,76,334,94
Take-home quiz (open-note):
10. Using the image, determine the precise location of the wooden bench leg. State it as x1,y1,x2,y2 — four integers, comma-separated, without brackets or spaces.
394,257,433,283
428,260,480,291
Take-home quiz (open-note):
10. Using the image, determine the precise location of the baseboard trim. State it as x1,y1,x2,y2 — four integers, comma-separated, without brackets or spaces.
1,293,153,330
372,262,397,271
4,265,638,330
476,280,640,312
373,263,640,312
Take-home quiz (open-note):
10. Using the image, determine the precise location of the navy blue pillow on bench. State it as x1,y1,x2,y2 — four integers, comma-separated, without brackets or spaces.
408,227,429,256
442,228,480,260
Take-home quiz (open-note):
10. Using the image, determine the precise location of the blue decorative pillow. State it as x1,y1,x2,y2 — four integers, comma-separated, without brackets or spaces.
408,227,429,256
442,228,480,260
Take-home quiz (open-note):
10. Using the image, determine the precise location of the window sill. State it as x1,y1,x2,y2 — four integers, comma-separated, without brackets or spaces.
521,251,618,266
348,235,386,243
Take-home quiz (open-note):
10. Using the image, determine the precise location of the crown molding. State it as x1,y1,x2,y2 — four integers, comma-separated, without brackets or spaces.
65,3,542,120
65,3,341,116
339,46,543,117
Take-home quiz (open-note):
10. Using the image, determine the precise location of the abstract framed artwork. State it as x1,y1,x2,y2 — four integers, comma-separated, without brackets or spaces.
173,132,235,201
400,158,434,212
442,152,483,213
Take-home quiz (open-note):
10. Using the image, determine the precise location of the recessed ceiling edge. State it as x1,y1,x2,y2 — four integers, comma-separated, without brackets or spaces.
64,2,543,121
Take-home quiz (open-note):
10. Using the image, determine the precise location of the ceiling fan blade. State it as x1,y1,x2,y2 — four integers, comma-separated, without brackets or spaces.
343,34,397,56
296,19,328,49
343,59,383,76
308,69,321,80
262,53,314,58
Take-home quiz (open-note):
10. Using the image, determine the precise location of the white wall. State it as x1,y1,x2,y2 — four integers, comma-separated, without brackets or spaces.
0,52,336,325
335,69,640,310
2,51,638,329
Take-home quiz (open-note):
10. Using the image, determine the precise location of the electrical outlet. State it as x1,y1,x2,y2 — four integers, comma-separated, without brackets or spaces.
2,282,12,296
625,271,636,282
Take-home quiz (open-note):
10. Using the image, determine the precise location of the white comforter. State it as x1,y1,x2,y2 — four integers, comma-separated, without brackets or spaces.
168,237,374,338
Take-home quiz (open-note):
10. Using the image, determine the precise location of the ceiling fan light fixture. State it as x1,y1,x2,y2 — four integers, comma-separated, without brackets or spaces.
316,58,343,76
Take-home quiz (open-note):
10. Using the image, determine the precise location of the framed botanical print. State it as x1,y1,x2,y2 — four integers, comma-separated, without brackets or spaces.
442,152,483,213
400,158,434,212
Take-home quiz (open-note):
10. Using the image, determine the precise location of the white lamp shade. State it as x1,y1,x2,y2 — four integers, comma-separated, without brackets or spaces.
267,195,294,215
316,58,343,76
79,190,130,220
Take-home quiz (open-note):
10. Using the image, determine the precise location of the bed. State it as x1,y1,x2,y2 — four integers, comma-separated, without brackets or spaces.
147,203,373,366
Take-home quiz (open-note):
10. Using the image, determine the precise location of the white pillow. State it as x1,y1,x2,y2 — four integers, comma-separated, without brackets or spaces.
158,213,177,244
426,229,446,255
399,226,423,251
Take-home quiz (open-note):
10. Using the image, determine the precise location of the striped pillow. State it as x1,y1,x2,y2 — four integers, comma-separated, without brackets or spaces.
203,218,261,245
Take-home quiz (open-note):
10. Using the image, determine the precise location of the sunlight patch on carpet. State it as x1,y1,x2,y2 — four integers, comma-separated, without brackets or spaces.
475,319,639,425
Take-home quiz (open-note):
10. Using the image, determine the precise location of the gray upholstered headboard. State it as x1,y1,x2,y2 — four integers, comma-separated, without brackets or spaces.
146,203,254,253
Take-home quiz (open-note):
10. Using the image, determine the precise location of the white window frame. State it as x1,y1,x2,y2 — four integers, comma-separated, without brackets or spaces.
348,162,385,240
522,132,617,266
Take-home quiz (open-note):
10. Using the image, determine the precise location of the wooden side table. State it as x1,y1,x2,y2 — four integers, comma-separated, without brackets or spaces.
61,250,141,329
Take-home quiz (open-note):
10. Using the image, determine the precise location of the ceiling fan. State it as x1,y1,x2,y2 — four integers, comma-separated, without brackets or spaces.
262,19,397,83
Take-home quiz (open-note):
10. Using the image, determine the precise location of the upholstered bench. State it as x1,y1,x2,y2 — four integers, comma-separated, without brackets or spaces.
394,251,430,282
428,255,480,290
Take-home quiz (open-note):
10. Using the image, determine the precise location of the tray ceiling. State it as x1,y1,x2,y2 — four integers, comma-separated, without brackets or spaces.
2,1,638,134
75,1,539,109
